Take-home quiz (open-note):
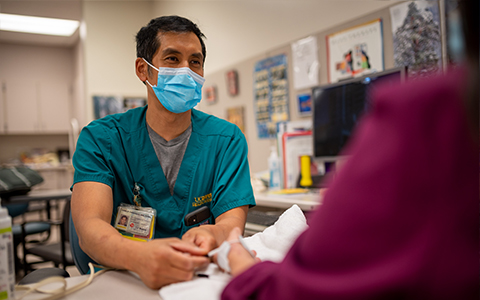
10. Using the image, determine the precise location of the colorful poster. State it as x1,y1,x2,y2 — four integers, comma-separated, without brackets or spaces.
254,54,290,139
297,93,312,115
390,1,442,79
327,19,384,83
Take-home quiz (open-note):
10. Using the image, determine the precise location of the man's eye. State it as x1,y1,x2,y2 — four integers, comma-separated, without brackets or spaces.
166,57,178,62
191,60,201,66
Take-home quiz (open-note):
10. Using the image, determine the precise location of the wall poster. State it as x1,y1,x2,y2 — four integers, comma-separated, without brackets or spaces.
390,1,442,79
297,93,312,115
291,36,319,90
204,85,217,105
327,19,384,83
253,54,289,139
226,106,246,136
124,97,146,110
94,96,146,120
93,95,123,119
226,70,239,96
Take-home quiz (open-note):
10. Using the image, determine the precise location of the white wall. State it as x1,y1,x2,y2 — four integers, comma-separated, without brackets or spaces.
0,1,404,169
81,0,401,124
82,1,153,124
78,0,403,173
150,0,403,173
153,1,399,75
72,33,85,128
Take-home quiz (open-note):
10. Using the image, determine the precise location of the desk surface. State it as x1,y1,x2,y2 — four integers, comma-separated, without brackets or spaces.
19,271,160,300
254,190,322,211
2,189,71,204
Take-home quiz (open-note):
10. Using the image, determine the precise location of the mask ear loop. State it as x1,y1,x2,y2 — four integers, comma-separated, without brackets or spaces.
142,58,158,88
142,58,159,72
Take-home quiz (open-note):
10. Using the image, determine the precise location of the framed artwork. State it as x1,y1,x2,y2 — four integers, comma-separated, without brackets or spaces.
123,97,146,111
390,1,442,79
204,86,217,105
326,19,384,83
227,106,246,135
226,70,239,96
297,93,312,115
93,95,123,119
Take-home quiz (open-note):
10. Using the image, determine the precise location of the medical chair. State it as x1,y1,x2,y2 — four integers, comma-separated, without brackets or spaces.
16,205,97,285
23,199,75,273
4,203,52,276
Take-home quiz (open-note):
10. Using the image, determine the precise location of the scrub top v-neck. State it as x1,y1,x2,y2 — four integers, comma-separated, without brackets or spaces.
72,106,255,238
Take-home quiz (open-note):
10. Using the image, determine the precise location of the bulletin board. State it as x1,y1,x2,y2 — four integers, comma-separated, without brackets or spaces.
253,54,290,139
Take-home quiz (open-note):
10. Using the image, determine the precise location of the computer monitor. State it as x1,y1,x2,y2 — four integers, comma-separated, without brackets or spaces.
312,67,407,160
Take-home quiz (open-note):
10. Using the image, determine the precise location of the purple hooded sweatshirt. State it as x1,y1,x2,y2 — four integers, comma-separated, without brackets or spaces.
222,68,478,300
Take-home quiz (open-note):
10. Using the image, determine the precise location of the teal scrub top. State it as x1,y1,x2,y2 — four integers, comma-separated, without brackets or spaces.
72,106,255,238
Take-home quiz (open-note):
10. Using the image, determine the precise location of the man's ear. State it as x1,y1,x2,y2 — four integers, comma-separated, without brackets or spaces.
135,57,148,83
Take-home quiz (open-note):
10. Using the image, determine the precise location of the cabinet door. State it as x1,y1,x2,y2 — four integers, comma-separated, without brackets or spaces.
38,81,70,133
4,79,39,133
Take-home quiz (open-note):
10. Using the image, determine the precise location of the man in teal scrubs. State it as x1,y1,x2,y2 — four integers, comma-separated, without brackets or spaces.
71,15,255,289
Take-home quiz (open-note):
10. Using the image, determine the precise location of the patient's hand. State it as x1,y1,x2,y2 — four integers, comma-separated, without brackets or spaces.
225,227,259,276
182,226,217,251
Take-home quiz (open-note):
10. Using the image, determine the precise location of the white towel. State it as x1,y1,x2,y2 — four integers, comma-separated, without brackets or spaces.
159,204,308,300
243,204,307,262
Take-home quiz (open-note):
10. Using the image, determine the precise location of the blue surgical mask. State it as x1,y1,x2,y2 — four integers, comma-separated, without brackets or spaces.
143,58,205,113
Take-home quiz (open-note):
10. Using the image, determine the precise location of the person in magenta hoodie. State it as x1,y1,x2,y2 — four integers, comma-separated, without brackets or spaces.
219,1,479,299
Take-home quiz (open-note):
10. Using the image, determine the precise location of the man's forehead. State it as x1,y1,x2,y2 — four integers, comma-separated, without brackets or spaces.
156,31,202,48
151,31,204,63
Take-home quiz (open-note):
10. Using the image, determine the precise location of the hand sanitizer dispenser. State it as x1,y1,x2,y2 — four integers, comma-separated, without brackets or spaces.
268,146,281,190
0,201,15,300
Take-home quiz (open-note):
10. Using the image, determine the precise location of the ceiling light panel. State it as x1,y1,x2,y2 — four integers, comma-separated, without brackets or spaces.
0,13,79,36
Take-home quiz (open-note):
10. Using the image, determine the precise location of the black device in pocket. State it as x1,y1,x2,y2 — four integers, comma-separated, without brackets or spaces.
184,206,211,226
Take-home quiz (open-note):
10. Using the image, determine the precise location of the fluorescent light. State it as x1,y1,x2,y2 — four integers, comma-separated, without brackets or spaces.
0,13,79,36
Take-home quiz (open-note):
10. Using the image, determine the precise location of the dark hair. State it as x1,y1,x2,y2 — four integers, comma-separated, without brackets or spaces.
136,15,206,65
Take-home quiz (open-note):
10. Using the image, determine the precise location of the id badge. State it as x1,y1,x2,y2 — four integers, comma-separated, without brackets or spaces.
114,203,156,241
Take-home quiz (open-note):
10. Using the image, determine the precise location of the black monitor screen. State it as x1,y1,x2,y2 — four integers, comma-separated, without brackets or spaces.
312,67,405,159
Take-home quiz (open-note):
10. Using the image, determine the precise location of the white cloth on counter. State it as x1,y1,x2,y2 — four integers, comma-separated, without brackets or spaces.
159,204,308,300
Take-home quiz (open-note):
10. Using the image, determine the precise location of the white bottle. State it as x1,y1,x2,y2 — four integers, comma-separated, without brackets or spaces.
0,201,15,300
268,146,281,191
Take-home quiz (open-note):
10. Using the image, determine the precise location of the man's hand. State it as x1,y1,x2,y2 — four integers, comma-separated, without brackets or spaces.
131,238,209,289
181,206,249,251
182,225,217,251
72,182,209,290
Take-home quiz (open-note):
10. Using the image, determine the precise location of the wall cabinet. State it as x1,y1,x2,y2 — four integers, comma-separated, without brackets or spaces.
2,79,71,134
